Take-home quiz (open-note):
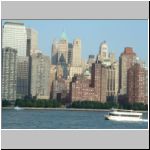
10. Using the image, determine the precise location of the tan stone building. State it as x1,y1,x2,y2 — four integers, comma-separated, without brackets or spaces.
26,28,38,56
72,38,82,67
52,78,68,102
51,32,68,65
31,52,50,99
96,41,119,100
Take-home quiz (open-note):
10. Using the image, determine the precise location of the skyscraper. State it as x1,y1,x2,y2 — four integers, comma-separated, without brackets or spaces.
26,28,38,56
51,40,58,65
68,38,83,80
97,41,109,62
72,39,81,67
68,43,73,65
1,47,17,101
2,21,27,56
87,55,95,65
91,63,108,102
119,47,137,95
16,56,29,99
57,32,68,65
31,52,50,99
97,41,119,101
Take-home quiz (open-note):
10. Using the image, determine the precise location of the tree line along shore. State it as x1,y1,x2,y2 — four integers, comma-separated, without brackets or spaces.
2,99,148,111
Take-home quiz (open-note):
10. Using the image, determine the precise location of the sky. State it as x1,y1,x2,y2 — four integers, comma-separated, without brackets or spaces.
2,20,148,65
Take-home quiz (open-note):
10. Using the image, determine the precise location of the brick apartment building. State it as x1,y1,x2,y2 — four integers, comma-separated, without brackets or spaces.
119,47,137,95
70,62,107,103
127,63,148,104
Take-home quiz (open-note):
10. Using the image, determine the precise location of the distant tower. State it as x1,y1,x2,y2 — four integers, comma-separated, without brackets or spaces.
2,21,27,56
72,38,82,67
51,40,58,65
97,41,109,62
57,31,68,65
68,43,73,65
26,28,38,56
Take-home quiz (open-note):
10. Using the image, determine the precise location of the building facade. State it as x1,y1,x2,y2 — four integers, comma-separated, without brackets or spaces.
26,28,38,56
16,56,29,99
1,47,17,101
68,43,73,65
87,55,95,67
31,52,50,99
52,78,68,101
119,47,136,95
127,63,148,104
72,39,81,67
2,21,27,56
57,32,68,65
97,41,119,100
70,62,107,103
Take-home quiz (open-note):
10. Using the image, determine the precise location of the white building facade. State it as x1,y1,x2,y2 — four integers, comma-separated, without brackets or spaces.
2,21,27,56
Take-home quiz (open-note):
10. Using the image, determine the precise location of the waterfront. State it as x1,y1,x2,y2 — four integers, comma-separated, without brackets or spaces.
2,108,148,129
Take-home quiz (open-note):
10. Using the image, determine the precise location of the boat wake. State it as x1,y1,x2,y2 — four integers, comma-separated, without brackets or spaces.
14,106,24,110
140,119,148,122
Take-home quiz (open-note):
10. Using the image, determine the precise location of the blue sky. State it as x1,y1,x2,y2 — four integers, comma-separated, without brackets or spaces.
2,20,148,64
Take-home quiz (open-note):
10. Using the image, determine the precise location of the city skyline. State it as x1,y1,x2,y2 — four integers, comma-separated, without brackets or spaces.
2,20,148,65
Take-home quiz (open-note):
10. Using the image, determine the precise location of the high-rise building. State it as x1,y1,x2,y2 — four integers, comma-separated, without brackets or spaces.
68,43,73,65
1,47,17,101
49,65,57,99
106,64,115,96
16,56,29,99
119,47,137,95
31,52,50,99
87,55,95,65
91,63,108,102
87,55,95,72
26,28,38,56
97,41,109,62
72,39,81,67
57,32,68,65
68,38,83,80
127,63,148,104
96,41,119,100
51,40,58,65
2,21,27,56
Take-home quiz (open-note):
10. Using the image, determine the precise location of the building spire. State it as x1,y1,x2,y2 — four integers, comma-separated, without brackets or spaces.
61,29,67,40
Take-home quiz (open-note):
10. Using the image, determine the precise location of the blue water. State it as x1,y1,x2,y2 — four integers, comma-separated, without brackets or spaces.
2,109,148,129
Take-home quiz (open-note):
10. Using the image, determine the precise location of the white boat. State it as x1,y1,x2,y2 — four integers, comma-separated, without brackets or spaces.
14,106,23,110
105,109,143,122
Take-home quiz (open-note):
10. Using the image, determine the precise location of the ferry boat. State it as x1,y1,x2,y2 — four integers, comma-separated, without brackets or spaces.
105,109,143,122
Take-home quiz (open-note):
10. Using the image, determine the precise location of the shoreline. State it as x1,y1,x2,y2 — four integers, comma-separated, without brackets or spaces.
2,107,148,113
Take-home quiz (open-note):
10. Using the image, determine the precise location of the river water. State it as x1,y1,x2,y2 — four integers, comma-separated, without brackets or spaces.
2,108,148,129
